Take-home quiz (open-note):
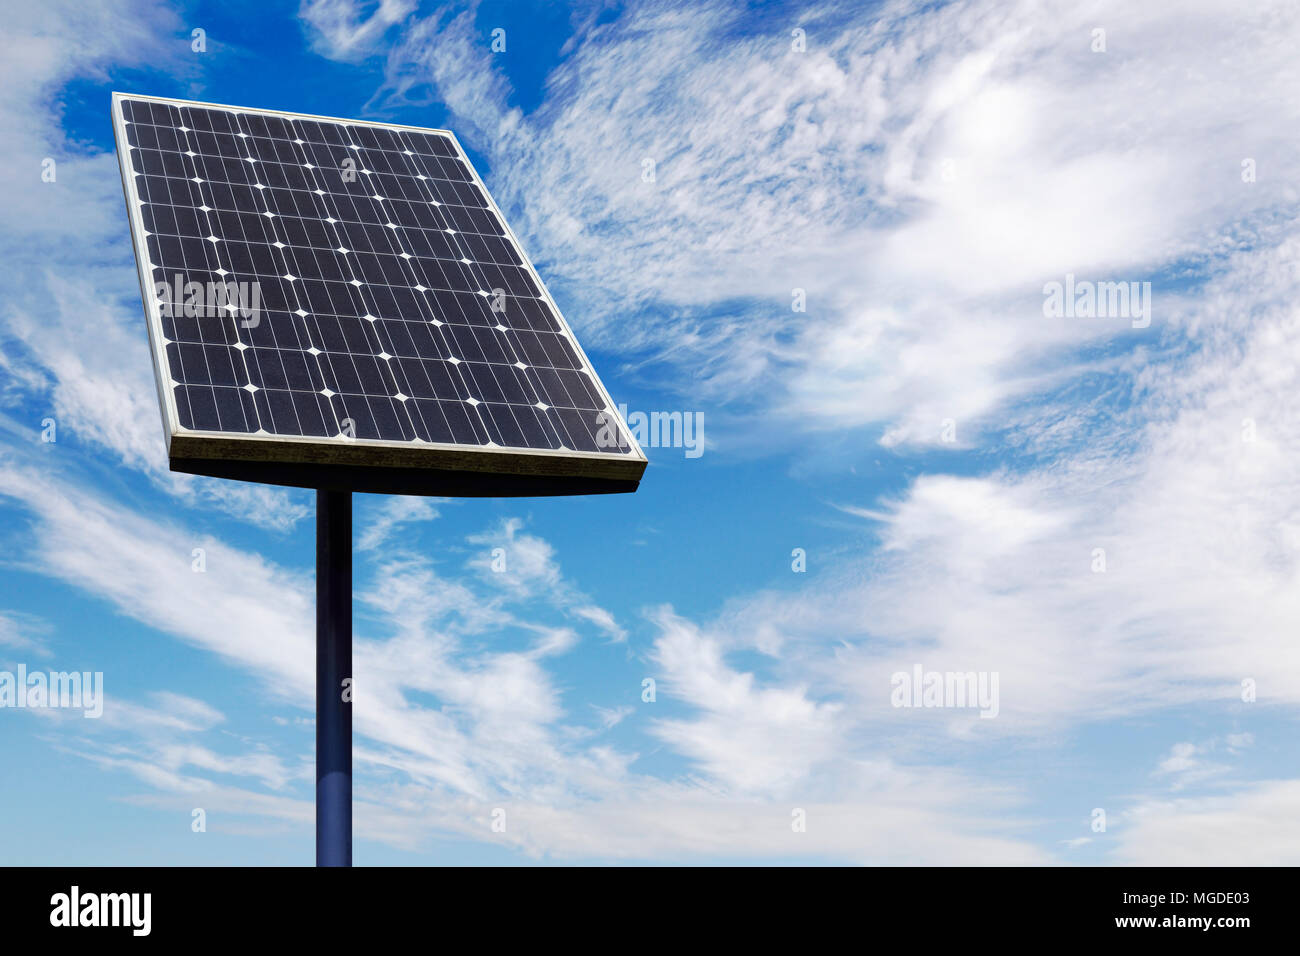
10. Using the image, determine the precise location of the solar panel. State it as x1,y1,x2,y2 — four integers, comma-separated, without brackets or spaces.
112,93,646,496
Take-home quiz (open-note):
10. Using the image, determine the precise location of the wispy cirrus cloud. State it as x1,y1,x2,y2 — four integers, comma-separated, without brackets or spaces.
309,0,1300,452
629,237,1300,791
0,611,53,658
0,444,1053,862
299,0,417,62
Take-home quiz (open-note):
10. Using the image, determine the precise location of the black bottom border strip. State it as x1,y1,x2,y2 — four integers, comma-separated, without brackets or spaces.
0,865,1284,941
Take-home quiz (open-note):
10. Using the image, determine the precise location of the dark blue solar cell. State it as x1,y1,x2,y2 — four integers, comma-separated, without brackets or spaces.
117,96,635,458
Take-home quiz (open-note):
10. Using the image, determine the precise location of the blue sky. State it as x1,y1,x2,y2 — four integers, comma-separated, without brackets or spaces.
1,0,1299,865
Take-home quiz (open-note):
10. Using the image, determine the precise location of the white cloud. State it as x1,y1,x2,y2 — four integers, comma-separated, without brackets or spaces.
1115,780,1300,865
49,690,303,793
463,517,627,642
0,460,318,696
590,704,632,731
1152,734,1255,791
357,495,444,551
648,607,842,794
0,611,52,657
299,0,416,61
572,604,627,643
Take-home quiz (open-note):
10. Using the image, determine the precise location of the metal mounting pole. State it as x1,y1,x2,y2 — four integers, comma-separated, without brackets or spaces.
316,489,352,866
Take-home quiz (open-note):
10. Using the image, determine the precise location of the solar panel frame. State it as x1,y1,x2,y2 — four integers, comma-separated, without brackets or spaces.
112,92,647,495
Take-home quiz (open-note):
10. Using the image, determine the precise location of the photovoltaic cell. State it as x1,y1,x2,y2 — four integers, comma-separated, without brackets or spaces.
113,94,642,483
